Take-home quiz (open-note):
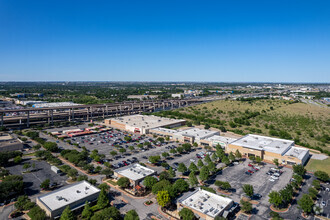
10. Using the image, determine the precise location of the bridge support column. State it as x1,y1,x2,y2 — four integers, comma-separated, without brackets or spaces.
51,110,54,125
1,113,3,127
86,108,89,121
102,107,105,119
90,107,93,120
27,111,30,127
68,109,71,122
106,106,109,117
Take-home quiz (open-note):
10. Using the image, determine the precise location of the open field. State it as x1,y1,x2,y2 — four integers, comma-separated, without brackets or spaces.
153,99,330,154
306,158,330,175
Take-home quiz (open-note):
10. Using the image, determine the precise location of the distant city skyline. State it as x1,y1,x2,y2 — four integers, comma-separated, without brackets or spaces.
0,1,329,83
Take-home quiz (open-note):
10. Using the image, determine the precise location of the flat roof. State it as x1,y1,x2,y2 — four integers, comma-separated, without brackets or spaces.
115,163,156,181
176,128,219,139
204,135,237,144
284,147,309,160
178,188,233,218
149,127,179,134
37,181,100,212
230,134,294,155
111,114,185,129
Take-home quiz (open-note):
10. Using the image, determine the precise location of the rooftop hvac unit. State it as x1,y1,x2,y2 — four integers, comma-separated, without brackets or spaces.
276,146,280,148
76,190,81,193
85,187,89,190
210,207,214,212
243,140,247,143
189,198,193,202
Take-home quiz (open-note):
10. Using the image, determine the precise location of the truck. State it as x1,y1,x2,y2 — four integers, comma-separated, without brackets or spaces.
51,166,61,174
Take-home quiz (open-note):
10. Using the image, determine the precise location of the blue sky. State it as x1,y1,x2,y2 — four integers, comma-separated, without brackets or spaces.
0,0,329,82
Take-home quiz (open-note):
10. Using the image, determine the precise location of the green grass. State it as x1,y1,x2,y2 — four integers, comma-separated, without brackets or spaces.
306,158,330,175
107,180,117,186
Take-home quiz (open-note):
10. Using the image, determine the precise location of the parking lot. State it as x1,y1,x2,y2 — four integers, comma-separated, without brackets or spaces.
318,183,330,218
212,159,293,217
6,159,68,197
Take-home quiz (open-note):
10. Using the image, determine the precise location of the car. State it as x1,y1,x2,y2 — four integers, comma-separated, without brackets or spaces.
254,194,262,199
269,178,275,182
248,170,254,174
273,173,280,177
321,201,326,206
252,167,259,171
245,171,252,175
248,163,253,167
190,159,196,162
233,162,239,165
271,176,279,180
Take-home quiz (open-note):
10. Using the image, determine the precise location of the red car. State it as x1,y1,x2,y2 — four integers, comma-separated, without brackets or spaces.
248,163,254,167
248,170,254,174
253,167,259,171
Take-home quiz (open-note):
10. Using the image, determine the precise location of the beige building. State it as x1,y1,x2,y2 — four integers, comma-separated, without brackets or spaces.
227,134,310,165
113,163,156,187
200,135,237,148
36,181,100,219
105,114,186,134
177,188,234,220
0,133,24,152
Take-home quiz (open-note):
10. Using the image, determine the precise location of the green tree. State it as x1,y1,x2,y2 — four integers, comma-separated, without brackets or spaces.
207,161,216,173
268,191,283,208
240,199,253,213
178,163,188,173
148,155,161,164
197,159,204,168
144,176,158,189
157,190,170,207
222,156,230,166
204,154,212,164
293,164,306,176
97,189,109,209
14,156,22,164
91,207,120,220
242,184,254,198
152,180,171,194
169,148,177,154
204,124,210,129
128,146,135,152
28,206,47,220
60,206,75,220
173,179,189,193
179,207,196,220
168,167,176,178
298,194,314,214
124,210,139,220
308,187,318,200
119,148,126,154
312,179,321,190
110,151,117,157
235,150,242,160
228,152,235,162
199,166,209,182
255,156,262,164
188,171,199,187
189,162,198,173
98,183,110,192
314,171,329,182
81,202,93,220
23,163,31,171
159,171,170,181
117,177,130,188
162,152,170,158
273,159,279,167
40,179,50,190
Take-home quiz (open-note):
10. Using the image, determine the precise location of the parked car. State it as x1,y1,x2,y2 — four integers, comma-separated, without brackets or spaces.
248,170,254,174
245,171,252,175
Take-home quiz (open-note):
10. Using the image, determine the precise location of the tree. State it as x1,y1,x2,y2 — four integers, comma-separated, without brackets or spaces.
98,183,110,192
40,179,50,190
211,153,218,161
293,174,303,186
199,166,209,182
189,162,198,173
144,176,158,189
28,206,47,220
173,179,189,193
101,168,113,178
169,148,177,154
240,199,252,213
168,167,176,178
23,163,31,171
273,159,279,167
215,181,231,191
189,171,198,187
235,150,242,160
148,156,161,164
159,171,170,181
110,151,117,157
128,146,135,152
280,187,293,205
197,159,204,168
152,180,171,194
117,177,130,188
91,207,121,220
119,148,126,154
207,161,216,173
298,194,314,214
178,163,188,173
124,210,139,220
97,189,109,209
157,190,170,207
13,156,22,164
312,179,321,190
293,164,306,177
81,202,93,220
221,156,230,166
242,184,254,198
228,152,235,162
308,187,318,200
179,208,196,220
255,156,262,164
67,169,78,180
268,191,283,208
249,155,256,162
162,152,170,158
204,154,212,164
314,171,329,182
204,124,210,129
60,206,75,220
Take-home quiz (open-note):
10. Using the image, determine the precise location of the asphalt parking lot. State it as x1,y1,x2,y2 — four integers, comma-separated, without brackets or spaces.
6,159,68,196
318,183,330,218
213,159,293,217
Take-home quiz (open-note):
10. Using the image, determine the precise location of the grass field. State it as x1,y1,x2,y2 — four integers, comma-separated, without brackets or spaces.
306,158,330,175
153,98,330,154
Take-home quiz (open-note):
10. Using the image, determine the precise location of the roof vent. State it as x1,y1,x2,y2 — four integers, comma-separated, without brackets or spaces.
76,190,81,193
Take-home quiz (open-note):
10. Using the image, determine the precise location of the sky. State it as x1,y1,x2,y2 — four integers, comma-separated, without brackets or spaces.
0,0,329,83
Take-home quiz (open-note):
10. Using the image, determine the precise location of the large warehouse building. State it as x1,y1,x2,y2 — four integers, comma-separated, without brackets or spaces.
177,188,235,220
105,114,186,134
227,134,310,165
36,181,100,219
0,133,24,152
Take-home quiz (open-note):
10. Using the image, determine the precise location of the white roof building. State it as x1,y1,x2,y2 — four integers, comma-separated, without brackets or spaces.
174,128,220,143
114,163,156,182
230,134,294,155
178,188,234,219
36,181,100,218
202,135,237,147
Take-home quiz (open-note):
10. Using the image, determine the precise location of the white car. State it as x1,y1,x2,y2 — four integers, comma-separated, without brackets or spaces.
321,201,326,206
271,176,279,180
269,178,275,182
190,159,196,162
